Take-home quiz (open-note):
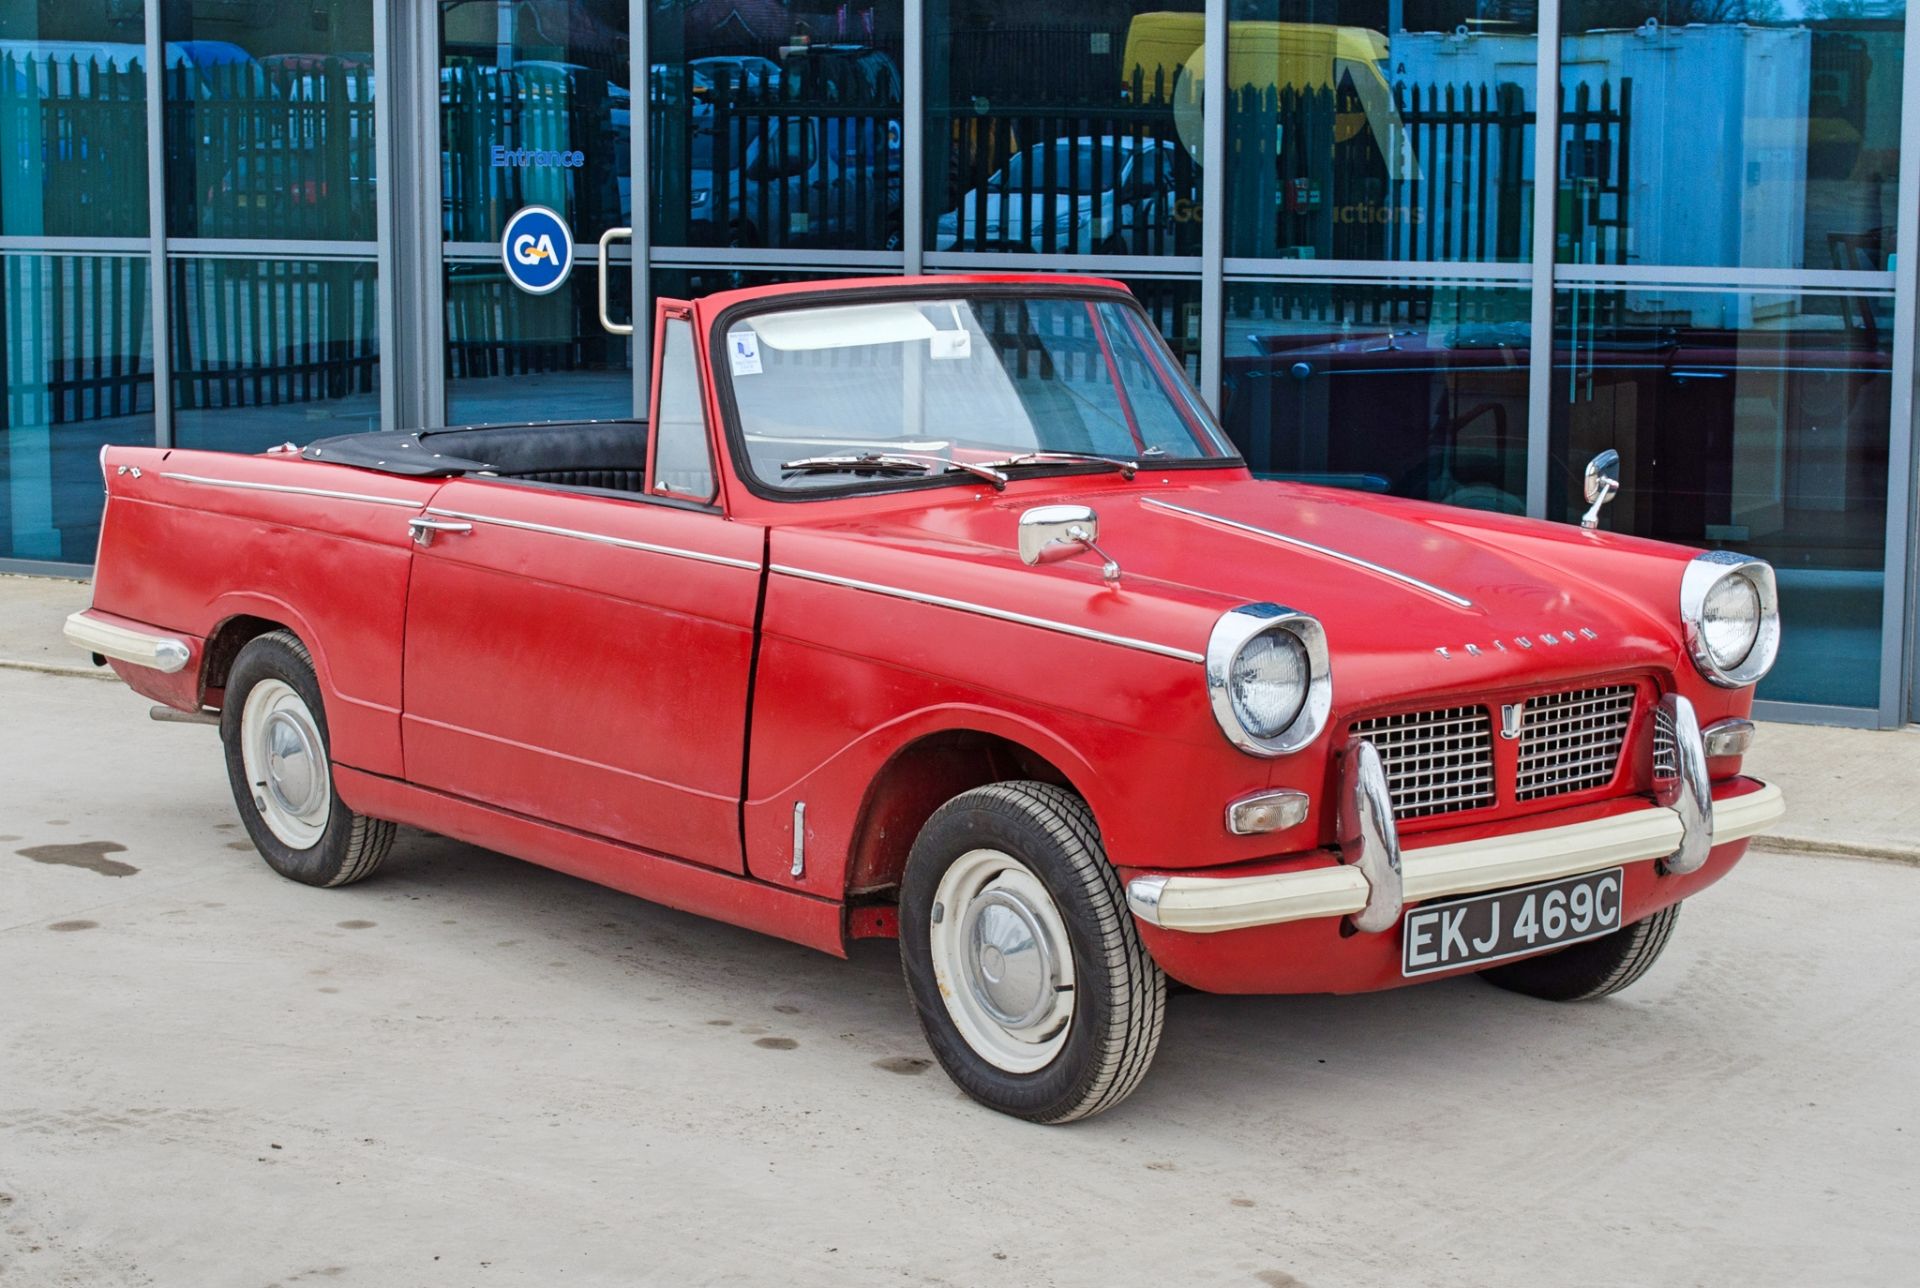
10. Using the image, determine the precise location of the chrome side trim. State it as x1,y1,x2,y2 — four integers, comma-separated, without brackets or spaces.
160,472,423,509
769,565,1206,663
790,801,807,879
425,508,761,570
1142,497,1474,609
1127,779,1786,934
63,611,191,674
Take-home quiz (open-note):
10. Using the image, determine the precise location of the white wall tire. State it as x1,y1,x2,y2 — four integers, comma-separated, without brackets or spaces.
221,631,394,888
928,849,1076,1074
900,781,1166,1123
239,678,332,850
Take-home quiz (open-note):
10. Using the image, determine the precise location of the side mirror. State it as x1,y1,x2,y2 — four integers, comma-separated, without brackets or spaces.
1580,449,1621,530
1018,504,1120,584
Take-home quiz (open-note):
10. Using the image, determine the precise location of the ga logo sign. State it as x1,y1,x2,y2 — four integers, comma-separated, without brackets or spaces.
501,205,573,295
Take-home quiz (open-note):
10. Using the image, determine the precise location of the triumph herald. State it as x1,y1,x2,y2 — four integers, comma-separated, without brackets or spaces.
69,275,1785,1122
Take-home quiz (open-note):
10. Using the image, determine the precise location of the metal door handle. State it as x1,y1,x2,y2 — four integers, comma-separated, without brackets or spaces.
408,517,473,548
597,226,634,335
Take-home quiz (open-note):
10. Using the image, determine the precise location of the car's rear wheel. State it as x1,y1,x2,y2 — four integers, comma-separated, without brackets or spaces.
1479,903,1681,1001
899,781,1165,1123
221,631,394,888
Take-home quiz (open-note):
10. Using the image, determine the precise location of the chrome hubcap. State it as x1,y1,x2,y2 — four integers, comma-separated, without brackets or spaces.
929,849,1075,1074
963,890,1058,1030
264,710,323,818
240,678,331,850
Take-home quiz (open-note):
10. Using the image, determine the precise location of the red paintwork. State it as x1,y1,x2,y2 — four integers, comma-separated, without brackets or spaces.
86,276,1762,996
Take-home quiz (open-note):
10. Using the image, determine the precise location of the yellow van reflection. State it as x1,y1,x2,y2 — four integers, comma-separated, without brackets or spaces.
1121,13,1406,175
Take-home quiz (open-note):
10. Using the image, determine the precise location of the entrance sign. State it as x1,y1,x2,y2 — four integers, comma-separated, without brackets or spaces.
502,205,573,295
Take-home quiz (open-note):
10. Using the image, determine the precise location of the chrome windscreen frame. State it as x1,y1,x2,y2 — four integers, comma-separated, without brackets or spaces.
1205,603,1333,756
1679,551,1782,688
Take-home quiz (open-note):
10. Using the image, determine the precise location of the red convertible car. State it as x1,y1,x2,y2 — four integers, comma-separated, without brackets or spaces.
69,275,1784,1122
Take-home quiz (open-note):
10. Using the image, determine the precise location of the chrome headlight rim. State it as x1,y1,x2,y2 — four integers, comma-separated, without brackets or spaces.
1680,551,1780,688
1206,603,1332,756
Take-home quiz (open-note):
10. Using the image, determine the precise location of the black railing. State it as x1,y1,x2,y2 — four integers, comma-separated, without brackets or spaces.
163,60,377,241
0,54,150,238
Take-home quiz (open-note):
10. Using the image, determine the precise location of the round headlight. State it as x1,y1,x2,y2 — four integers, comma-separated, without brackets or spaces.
1680,552,1780,688
1700,573,1761,669
1206,604,1332,756
1230,629,1309,739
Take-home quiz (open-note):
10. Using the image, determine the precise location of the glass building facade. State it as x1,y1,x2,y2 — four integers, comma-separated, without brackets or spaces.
2,0,1914,725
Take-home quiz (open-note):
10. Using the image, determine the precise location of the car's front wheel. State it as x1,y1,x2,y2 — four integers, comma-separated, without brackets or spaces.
221,630,394,888
899,781,1165,1123
1479,903,1681,1001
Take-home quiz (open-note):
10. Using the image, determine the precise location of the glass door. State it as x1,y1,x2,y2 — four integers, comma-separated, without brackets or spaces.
438,0,633,425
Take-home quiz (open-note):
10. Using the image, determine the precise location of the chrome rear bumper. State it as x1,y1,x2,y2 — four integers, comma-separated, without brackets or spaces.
63,610,191,674
1127,695,1785,936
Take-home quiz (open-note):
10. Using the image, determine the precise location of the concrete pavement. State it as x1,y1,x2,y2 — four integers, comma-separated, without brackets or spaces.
2,588,1919,1285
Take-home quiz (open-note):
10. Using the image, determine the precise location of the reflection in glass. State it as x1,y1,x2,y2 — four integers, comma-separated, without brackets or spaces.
0,9,150,238
171,259,380,454
445,262,629,425
1,256,155,564
651,5,904,250
441,0,631,244
1560,2,1906,271
1224,2,1537,263
723,293,1230,492
1550,286,1891,707
1121,278,1204,385
162,1,375,241
926,0,1202,256
1222,280,1530,510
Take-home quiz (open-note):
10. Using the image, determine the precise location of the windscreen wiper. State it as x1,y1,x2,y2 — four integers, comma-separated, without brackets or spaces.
977,451,1139,480
780,452,1009,490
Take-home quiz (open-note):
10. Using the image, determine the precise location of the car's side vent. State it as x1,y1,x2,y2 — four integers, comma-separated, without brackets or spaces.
1516,685,1637,802
1350,705,1496,821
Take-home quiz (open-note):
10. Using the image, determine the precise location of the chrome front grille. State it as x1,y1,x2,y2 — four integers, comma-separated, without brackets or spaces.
1350,705,1495,820
1515,685,1637,801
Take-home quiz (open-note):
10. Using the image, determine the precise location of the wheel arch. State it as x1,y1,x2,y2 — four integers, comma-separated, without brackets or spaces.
842,718,1105,903
198,594,336,718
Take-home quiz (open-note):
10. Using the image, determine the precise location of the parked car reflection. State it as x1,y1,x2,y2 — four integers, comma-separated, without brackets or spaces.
935,136,1187,255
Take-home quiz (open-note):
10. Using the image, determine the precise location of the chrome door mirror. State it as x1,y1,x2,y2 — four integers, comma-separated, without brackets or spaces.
1580,449,1622,530
1018,504,1120,584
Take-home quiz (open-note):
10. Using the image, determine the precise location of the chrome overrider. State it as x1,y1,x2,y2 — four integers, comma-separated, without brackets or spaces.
1126,694,1786,936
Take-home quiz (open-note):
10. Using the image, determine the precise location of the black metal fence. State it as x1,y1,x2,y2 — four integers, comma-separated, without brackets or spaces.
649,59,902,250
0,54,150,238
162,59,377,241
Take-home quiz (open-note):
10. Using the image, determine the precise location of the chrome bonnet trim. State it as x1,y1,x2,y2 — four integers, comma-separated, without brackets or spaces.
769,564,1206,663
425,508,761,570
1142,497,1474,609
161,472,423,509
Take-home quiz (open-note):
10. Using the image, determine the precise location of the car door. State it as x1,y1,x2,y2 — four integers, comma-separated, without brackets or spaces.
399,304,756,872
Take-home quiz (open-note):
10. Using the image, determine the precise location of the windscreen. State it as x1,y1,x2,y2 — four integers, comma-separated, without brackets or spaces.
720,293,1234,491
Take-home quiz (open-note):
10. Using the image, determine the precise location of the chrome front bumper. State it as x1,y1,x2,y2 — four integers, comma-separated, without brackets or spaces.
62,610,191,674
1127,695,1785,936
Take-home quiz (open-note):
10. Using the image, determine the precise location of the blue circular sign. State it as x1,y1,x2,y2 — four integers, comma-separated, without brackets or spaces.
501,205,573,295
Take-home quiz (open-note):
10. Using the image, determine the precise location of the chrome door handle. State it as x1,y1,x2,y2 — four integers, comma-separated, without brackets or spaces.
597,226,634,335
408,517,473,548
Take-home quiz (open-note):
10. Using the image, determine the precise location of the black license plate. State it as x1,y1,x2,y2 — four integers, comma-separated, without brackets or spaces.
1401,868,1625,977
